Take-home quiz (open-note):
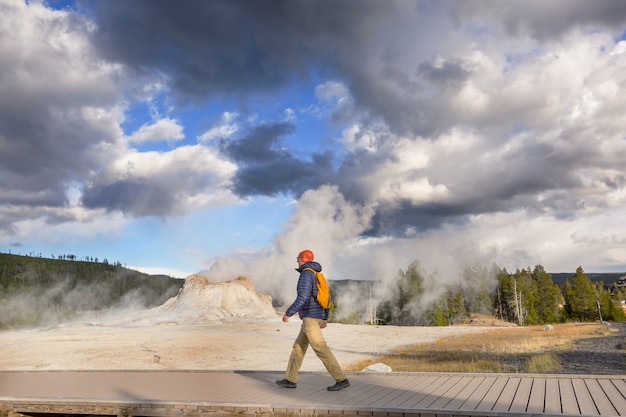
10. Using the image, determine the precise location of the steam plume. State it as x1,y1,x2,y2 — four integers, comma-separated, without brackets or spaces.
203,185,499,320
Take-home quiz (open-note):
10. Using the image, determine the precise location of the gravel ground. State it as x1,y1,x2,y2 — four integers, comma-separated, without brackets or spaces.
555,322,626,375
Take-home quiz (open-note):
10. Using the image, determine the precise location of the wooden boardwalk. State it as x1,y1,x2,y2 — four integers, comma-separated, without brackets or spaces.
1,371,625,417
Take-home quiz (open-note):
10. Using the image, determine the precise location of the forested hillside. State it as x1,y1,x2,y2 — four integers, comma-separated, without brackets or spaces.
0,253,184,329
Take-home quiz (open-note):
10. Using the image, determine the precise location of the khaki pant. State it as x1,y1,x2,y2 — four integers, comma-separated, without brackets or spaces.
285,317,346,383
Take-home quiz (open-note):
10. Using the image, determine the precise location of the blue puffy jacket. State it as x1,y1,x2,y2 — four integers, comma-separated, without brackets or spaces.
285,261,328,320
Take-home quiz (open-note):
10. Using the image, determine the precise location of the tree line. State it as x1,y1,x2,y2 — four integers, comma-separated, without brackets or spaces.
343,262,626,326
6,249,125,266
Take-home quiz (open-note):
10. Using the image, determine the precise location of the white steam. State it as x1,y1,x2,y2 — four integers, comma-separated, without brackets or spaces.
203,185,374,305
202,184,500,322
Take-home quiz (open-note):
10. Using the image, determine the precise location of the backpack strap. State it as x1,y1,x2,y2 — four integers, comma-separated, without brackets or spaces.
303,268,318,296
302,267,318,313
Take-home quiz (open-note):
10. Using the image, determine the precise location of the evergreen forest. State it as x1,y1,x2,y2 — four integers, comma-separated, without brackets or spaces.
364,263,626,326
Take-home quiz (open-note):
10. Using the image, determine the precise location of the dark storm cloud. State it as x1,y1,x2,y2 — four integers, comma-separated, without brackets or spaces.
219,122,334,197
336,131,595,236
365,201,469,237
417,60,470,87
451,0,626,41
79,0,396,100
360,59,472,137
0,110,107,202
79,0,431,135
81,180,176,217
78,0,626,141
439,139,587,220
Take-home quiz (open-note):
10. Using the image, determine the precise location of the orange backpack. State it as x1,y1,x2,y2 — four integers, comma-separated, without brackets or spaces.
303,268,331,309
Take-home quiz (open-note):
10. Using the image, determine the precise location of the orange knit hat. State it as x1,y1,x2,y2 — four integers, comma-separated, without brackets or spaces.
298,249,314,262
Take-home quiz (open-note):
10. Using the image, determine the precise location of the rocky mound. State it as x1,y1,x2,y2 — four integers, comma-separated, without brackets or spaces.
151,275,280,321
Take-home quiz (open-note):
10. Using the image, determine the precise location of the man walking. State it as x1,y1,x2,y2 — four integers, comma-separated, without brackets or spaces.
276,249,350,391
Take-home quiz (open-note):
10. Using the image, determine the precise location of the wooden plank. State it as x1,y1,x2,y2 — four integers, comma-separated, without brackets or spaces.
427,375,474,410
408,375,466,409
585,379,618,416
597,379,626,416
392,375,451,409
473,376,508,412
611,378,626,410
440,375,485,411
509,377,533,413
611,378,626,394
543,378,561,415
194,373,257,401
559,378,581,415
358,374,435,409
345,375,406,408
457,376,497,411
527,377,545,413
357,375,424,409
375,375,444,409
220,373,282,403
572,378,599,415
491,377,521,412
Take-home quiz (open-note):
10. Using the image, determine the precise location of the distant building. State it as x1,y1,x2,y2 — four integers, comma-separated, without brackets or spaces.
608,275,626,298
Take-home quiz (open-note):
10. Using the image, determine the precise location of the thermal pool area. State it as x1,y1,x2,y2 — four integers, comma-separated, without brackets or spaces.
0,275,495,372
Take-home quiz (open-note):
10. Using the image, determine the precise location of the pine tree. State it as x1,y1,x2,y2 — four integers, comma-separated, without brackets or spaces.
564,266,598,321
531,265,560,323
494,268,517,323
377,261,425,325
597,283,626,322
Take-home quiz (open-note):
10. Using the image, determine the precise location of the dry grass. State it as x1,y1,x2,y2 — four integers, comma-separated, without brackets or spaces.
346,321,611,374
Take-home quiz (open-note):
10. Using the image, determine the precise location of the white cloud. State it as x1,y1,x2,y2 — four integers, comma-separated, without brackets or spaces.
389,178,450,204
341,123,388,152
315,81,349,101
198,112,240,144
341,125,376,152
283,108,295,122
7,208,128,247
104,144,241,210
128,118,184,143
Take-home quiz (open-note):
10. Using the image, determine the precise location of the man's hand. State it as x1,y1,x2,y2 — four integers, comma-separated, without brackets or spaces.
282,315,289,322
320,320,327,329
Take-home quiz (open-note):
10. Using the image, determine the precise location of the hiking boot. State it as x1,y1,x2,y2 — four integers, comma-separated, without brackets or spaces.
275,379,297,389
327,379,350,391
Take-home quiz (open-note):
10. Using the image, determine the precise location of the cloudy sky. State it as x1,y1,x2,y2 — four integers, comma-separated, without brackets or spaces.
2,0,626,297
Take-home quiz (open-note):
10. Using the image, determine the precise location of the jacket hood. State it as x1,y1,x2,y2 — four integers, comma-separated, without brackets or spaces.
296,261,322,273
